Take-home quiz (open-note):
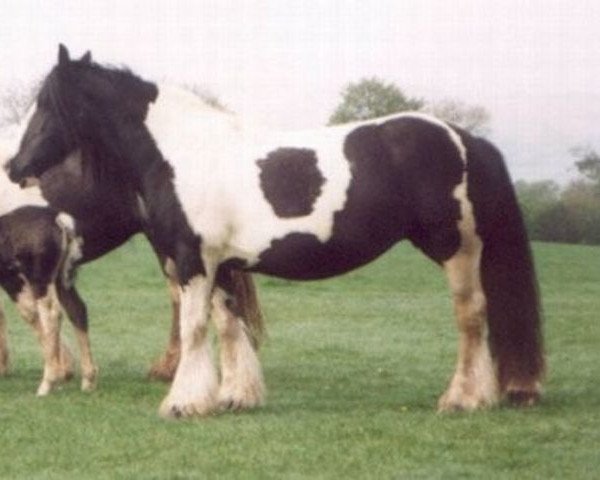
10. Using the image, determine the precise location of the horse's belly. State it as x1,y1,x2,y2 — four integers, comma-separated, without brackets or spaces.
248,230,399,280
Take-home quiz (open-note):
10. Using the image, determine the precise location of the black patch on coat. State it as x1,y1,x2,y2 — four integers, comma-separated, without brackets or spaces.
257,148,325,218
253,117,465,279
141,159,205,284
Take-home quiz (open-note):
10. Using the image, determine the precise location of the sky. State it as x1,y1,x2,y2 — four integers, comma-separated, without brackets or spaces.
1,0,599,181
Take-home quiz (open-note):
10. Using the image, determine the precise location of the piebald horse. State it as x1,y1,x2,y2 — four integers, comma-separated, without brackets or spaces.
6,46,544,418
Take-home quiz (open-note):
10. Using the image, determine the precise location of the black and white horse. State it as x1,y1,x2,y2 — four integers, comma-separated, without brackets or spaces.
0,141,263,397
0,158,94,395
6,46,544,417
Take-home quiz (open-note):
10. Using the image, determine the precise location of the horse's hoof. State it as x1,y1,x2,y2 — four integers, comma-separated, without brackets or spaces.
36,382,53,397
218,398,235,412
506,390,541,407
159,397,216,419
148,355,178,382
81,378,96,392
437,401,465,413
218,393,264,413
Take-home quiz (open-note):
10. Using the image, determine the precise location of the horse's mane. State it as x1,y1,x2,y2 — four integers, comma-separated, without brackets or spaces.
42,59,158,183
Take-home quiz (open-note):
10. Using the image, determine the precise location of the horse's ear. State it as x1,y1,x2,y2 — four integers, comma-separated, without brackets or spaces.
58,44,70,65
80,51,92,64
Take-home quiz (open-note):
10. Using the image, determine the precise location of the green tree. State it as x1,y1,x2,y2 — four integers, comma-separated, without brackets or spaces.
514,180,561,239
328,77,423,125
571,145,600,195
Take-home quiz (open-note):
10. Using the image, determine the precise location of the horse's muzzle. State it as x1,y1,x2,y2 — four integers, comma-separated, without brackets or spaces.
4,156,34,187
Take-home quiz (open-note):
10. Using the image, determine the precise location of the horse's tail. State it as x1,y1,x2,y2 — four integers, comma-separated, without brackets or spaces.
468,136,545,405
55,212,83,289
229,271,265,349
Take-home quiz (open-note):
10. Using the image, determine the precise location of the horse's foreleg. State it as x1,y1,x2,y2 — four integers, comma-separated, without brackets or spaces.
159,273,218,418
438,237,499,412
16,286,74,381
0,304,9,375
212,288,265,411
148,275,180,382
35,286,64,396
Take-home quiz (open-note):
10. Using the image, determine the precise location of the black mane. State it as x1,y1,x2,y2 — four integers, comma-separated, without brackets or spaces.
40,58,158,182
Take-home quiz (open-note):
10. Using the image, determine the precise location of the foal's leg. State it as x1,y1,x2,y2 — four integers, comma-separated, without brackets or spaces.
56,284,98,392
16,286,74,379
148,274,181,382
35,285,64,396
159,273,218,418
438,236,499,411
212,288,265,411
0,304,8,375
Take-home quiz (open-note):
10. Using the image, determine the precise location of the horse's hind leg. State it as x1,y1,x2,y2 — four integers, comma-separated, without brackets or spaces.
148,273,181,382
212,287,265,411
56,283,98,392
15,285,74,380
35,285,64,396
0,304,8,375
438,234,499,412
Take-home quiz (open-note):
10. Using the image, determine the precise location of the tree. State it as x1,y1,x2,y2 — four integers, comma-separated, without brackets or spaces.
561,180,600,244
0,82,38,128
514,180,561,239
328,77,423,125
425,98,491,136
570,145,600,195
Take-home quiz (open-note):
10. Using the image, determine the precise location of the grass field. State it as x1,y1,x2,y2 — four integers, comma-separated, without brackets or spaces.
0,237,598,479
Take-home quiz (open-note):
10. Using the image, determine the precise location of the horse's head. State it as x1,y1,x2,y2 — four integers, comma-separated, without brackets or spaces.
5,44,158,186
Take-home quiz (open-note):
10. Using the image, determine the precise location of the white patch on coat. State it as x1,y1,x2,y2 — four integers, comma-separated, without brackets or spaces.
55,213,83,288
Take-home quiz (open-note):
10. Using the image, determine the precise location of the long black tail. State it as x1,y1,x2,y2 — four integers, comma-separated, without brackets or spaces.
467,136,545,404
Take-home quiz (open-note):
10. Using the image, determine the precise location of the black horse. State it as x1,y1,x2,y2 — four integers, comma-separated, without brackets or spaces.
6,45,544,418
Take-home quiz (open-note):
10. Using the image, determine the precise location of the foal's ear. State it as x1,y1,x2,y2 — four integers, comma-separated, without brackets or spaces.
58,44,71,65
80,51,92,64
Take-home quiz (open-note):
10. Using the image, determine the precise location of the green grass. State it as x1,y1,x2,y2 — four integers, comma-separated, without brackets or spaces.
1,238,599,479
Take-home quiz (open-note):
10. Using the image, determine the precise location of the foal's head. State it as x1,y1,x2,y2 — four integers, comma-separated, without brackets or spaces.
5,44,158,185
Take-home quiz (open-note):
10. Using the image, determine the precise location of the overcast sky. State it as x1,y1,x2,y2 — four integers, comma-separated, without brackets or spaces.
1,0,599,181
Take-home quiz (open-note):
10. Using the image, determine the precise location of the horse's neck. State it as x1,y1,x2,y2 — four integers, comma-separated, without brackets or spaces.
37,155,143,261
41,154,140,220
